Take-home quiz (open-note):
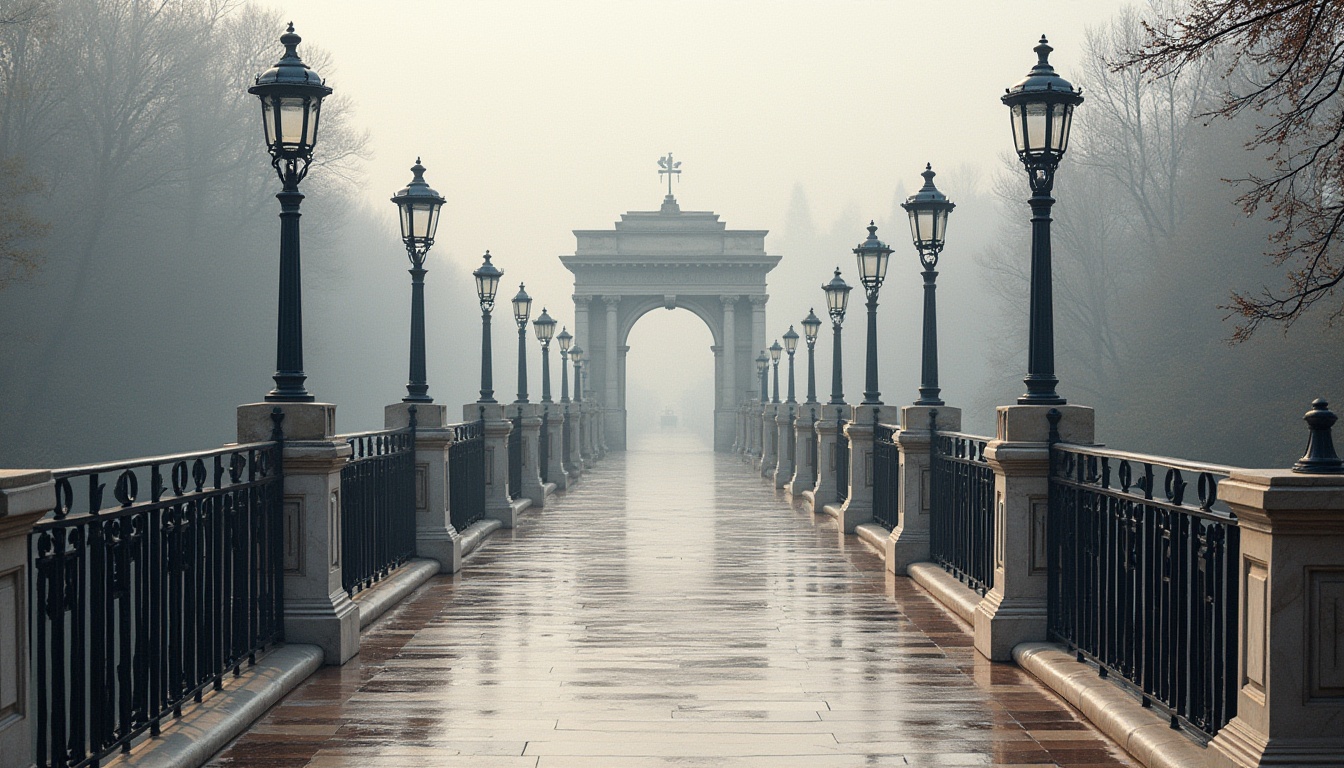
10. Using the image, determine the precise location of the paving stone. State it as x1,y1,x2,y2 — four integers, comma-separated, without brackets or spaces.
207,434,1136,767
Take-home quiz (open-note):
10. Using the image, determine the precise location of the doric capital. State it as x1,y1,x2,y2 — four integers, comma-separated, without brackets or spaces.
749,295,769,307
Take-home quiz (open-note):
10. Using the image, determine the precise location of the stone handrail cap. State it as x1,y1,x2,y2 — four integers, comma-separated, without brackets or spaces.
0,468,52,489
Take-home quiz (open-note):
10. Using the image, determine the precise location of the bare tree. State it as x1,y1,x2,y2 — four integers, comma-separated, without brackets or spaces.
1119,0,1344,339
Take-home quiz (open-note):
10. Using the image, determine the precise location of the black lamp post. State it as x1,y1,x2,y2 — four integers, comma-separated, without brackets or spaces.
570,346,584,403
769,341,782,404
901,164,955,407
1004,36,1083,405
511,284,532,403
853,223,893,406
783,326,799,404
534,308,556,402
802,309,821,404
249,23,331,402
557,327,572,403
756,352,769,402
823,268,852,405
473,251,502,403
391,158,446,404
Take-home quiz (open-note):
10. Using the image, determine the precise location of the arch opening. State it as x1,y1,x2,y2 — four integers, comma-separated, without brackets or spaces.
623,307,716,449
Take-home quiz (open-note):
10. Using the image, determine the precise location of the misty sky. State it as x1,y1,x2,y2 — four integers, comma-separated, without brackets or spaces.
273,0,1130,434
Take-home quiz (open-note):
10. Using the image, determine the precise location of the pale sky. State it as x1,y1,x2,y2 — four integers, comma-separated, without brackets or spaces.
273,0,1132,432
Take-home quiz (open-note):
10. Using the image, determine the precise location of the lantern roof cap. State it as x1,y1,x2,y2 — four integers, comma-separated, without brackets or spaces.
250,23,331,96
392,158,445,206
853,221,891,254
901,164,956,212
474,250,502,278
1002,35,1082,106
823,267,852,293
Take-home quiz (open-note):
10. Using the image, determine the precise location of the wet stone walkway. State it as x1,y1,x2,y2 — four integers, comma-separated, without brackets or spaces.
210,432,1137,767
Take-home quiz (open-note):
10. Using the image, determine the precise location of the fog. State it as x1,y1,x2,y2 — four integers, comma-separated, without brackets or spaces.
2,0,1340,470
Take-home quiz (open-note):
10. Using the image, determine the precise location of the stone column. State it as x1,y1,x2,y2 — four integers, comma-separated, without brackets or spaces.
0,469,54,764
603,296,620,426
886,405,961,574
808,403,848,512
543,401,568,490
463,402,518,529
974,404,1094,661
787,402,819,497
759,402,778,477
831,403,899,532
573,295,590,361
514,402,545,506
386,403,461,574
1206,437,1344,764
722,295,738,411
749,295,768,360
773,402,796,489
239,402,358,665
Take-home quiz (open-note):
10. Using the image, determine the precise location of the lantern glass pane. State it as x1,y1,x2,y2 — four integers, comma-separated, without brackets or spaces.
825,288,841,313
476,273,499,304
426,204,441,241
305,98,321,147
277,96,308,149
936,209,949,243
784,335,798,353
1010,103,1026,154
917,210,936,245
399,203,412,241
1057,105,1074,155
1024,101,1049,154
261,99,278,148
411,202,435,240
513,296,531,323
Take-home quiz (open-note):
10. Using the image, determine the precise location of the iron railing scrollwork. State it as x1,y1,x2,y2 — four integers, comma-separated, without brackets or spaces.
1047,440,1239,741
872,424,899,530
31,424,285,768
507,415,523,501
339,419,417,597
929,429,995,595
448,420,486,531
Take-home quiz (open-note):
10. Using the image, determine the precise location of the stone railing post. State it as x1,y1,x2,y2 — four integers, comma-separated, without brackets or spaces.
974,404,1093,661
759,402,778,477
463,402,517,528
773,402,796,489
886,405,960,573
807,402,848,513
542,402,568,490
787,402,819,497
514,402,546,506
0,469,55,765
386,403,461,573
239,402,358,665
1208,400,1344,766
831,403,898,532
565,402,584,477
743,401,758,460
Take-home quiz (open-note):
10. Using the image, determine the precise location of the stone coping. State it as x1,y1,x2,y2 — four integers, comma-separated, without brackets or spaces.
906,561,980,625
1015,643,1208,768
459,518,503,559
854,523,889,555
103,644,323,768
354,558,441,630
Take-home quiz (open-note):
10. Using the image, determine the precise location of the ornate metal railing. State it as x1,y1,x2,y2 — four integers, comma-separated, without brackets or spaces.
449,420,486,531
836,417,850,503
930,430,995,595
31,435,284,768
507,415,523,501
1048,442,1240,740
872,424,899,530
539,411,550,485
340,424,416,597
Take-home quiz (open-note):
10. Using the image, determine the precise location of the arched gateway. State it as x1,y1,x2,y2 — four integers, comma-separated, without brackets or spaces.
561,189,780,452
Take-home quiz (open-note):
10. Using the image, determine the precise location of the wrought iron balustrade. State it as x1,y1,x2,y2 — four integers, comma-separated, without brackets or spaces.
340,424,416,597
872,424,899,530
930,430,995,594
508,415,523,500
836,418,850,503
1048,442,1240,741
31,437,284,768
448,420,486,531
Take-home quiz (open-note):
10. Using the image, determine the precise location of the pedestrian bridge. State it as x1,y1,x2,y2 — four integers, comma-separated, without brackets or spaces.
206,432,1134,768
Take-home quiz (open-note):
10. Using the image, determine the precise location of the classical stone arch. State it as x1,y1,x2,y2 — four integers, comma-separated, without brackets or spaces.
561,195,780,451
